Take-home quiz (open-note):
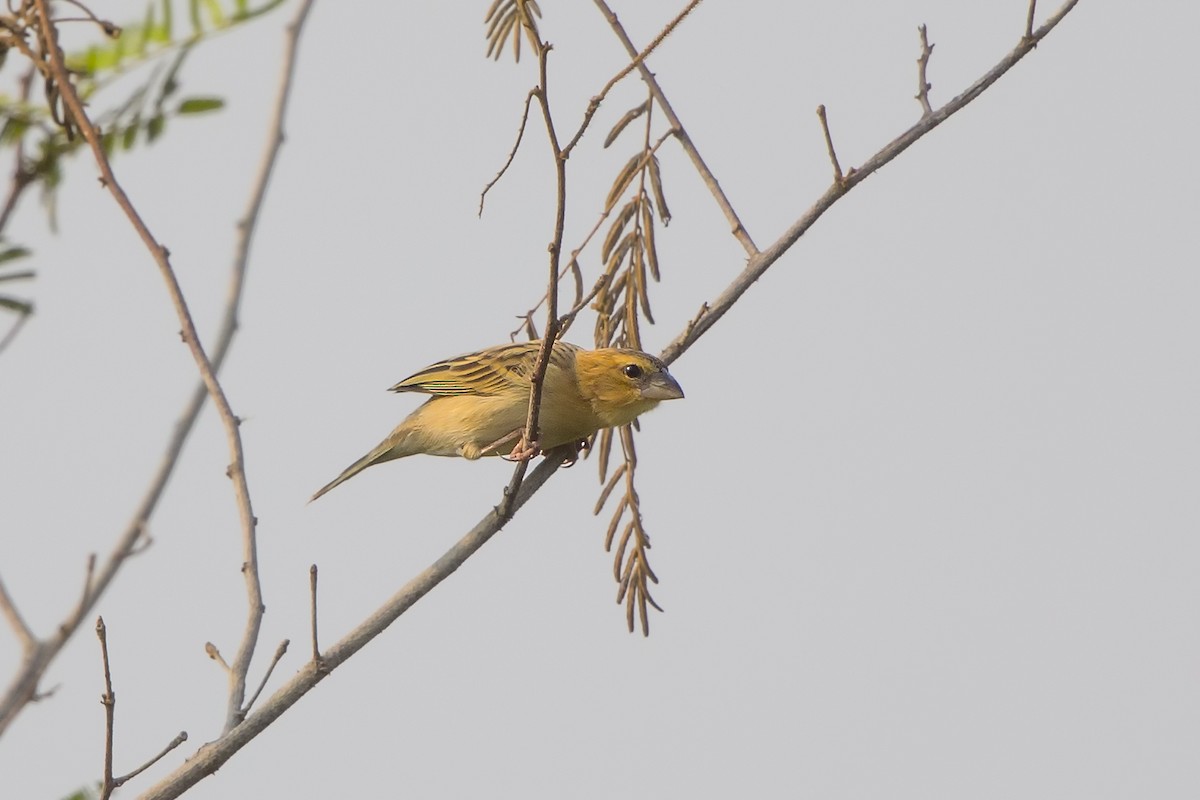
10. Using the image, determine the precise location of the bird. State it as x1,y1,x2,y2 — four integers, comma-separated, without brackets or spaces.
310,340,684,501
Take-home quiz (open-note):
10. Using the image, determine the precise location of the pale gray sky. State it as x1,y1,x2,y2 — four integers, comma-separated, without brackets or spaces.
2,1,1198,798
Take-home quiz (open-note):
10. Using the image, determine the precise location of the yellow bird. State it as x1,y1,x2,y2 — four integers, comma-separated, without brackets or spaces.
311,340,684,501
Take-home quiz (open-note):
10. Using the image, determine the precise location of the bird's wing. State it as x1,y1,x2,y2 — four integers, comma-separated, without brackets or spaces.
389,341,580,396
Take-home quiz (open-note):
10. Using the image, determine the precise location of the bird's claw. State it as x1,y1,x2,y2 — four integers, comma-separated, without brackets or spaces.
503,436,541,462
558,438,590,468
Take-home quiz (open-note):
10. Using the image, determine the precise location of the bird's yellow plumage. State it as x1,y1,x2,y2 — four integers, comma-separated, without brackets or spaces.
311,340,683,501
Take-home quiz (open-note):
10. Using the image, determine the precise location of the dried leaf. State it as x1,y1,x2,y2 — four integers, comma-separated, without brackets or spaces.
605,231,637,276
613,519,634,582
601,203,636,261
604,100,650,149
605,154,642,211
604,495,629,551
634,243,655,324
617,549,636,599
596,427,614,481
641,199,660,281
648,155,671,225
624,275,641,349
593,462,629,515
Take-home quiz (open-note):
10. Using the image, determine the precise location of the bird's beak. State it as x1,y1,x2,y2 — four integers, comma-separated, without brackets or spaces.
642,371,684,400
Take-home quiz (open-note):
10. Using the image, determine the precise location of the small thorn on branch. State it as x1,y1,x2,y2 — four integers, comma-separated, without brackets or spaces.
916,25,935,117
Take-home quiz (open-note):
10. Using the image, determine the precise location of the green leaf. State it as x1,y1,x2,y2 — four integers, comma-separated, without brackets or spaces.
202,0,227,27
0,295,34,315
0,246,31,265
146,114,166,142
0,117,29,146
122,121,139,150
177,97,224,114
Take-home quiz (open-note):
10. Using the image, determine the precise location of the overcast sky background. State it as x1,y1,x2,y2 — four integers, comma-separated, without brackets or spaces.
2,1,1198,798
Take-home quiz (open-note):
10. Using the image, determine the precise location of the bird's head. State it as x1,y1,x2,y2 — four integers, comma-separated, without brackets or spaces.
575,348,684,427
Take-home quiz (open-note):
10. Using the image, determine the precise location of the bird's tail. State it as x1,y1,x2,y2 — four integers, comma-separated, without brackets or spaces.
309,437,404,503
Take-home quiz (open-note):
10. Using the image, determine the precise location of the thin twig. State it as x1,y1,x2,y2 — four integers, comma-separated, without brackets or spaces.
479,89,537,216
309,564,321,664
113,731,188,787
915,25,935,116
205,642,230,672
562,0,701,157
94,614,187,794
0,574,35,651
219,0,315,734
96,617,116,800
1025,0,1038,40
815,105,844,183
245,640,289,713
592,0,758,255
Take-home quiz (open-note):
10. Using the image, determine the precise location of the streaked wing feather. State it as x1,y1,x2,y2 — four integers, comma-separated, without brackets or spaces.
389,341,579,396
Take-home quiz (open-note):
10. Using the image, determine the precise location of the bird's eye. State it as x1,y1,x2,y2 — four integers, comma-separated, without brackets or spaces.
622,364,643,379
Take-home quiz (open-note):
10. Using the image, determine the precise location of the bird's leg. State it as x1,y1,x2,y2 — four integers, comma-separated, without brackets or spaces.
479,429,524,458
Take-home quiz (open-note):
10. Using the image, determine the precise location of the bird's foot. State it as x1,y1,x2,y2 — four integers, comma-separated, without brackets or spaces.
503,435,541,462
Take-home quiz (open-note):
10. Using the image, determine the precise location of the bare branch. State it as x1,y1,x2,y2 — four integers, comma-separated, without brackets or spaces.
139,451,569,800
660,0,1081,366
220,0,316,732
592,0,758,255
1025,0,1038,40
95,615,188,795
96,618,116,800
500,38,568,517
915,25,935,116
245,640,290,713
310,564,322,664
0,0,316,738
31,0,262,731
114,731,188,787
